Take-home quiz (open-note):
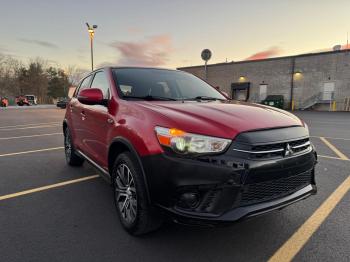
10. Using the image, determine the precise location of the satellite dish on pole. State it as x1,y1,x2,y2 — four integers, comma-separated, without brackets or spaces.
333,45,341,51
201,49,212,80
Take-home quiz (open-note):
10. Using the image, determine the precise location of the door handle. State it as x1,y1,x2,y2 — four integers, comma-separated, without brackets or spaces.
107,118,114,124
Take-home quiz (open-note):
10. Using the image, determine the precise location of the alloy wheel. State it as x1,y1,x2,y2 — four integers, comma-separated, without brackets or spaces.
64,131,72,160
114,163,137,224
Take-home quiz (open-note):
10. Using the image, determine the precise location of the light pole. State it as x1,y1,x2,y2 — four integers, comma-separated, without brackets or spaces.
86,22,98,71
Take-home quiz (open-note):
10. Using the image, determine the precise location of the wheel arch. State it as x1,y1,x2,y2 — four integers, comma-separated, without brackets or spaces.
108,137,151,203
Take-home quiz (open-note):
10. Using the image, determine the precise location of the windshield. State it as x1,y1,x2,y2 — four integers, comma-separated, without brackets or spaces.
112,68,227,101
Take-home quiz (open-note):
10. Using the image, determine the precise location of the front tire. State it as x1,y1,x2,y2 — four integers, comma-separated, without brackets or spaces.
112,152,162,235
64,128,84,166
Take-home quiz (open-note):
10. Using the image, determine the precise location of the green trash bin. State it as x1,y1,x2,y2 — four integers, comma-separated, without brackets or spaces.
261,95,284,109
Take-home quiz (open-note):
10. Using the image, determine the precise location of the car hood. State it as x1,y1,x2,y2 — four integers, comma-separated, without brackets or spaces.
135,100,304,139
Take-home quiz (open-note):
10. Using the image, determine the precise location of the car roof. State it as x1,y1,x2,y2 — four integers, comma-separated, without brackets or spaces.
93,66,181,73
82,67,189,84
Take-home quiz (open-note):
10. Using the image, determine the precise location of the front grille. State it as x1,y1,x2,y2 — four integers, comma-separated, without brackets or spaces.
251,142,285,152
240,170,312,206
289,138,310,154
233,137,311,160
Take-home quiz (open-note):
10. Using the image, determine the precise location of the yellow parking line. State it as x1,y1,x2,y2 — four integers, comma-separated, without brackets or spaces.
318,155,343,161
0,147,64,157
311,136,350,141
0,133,62,140
318,155,350,161
0,124,60,131
268,176,350,262
0,122,60,129
0,175,100,201
320,137,349,160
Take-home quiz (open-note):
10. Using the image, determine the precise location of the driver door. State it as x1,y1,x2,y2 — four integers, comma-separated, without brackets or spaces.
81,71,111,169
69,74,93,150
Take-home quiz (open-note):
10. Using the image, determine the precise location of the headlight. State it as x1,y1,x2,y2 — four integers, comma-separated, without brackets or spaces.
155,126,231,154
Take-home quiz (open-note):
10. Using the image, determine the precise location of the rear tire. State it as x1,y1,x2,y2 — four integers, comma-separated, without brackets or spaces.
112,152,163,235
64,128,84,166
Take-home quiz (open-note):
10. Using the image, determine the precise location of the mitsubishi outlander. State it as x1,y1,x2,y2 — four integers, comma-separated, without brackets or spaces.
63,67,317,235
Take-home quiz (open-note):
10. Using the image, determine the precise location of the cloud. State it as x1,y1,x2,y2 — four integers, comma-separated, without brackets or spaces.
126,27,144,34
18,38,58,49
97,61,115,68
340,43,350,50
245,46,282,61
109,35,173,67
77,54,88,62
0,46,11,53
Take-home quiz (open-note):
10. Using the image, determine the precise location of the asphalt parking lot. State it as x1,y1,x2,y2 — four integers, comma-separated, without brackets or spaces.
0,108,349,262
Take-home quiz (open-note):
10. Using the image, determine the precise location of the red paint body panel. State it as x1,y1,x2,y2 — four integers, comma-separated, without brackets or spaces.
130,100,302,139
77,88,104,105
82,104,109,166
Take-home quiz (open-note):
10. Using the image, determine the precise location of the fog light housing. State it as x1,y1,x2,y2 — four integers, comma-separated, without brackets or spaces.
178,192,199,209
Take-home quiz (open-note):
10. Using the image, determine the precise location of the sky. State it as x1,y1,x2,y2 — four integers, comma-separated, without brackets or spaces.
1,0,350,70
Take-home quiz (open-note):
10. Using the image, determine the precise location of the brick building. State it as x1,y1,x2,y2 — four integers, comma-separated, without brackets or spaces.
178,50,350,111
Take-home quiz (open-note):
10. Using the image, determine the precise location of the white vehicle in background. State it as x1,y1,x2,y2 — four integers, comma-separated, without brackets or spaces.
25,95,38,105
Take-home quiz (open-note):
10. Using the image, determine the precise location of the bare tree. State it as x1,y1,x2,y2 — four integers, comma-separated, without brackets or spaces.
0,55,81,104
0,54,22,97
65,65,89,86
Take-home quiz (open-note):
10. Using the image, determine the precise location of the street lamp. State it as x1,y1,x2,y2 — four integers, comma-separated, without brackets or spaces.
86,22,98,71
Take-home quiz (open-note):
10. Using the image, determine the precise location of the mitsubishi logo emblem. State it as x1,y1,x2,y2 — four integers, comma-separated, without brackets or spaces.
284,143,294,157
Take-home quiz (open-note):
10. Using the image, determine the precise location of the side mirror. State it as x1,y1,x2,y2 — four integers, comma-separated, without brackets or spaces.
78,88,104,105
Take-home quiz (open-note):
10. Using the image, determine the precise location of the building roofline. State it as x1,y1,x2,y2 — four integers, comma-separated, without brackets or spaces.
177,49,349,70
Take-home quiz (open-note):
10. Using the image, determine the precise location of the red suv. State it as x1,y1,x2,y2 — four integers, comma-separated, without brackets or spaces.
63,67,317,235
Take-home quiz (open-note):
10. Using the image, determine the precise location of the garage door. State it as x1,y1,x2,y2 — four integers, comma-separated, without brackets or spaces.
322,82,335,100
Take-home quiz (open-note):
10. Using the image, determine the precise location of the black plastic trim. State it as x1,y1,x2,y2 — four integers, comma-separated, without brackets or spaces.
235,126,308,144
109,137,152,203
159,184,316,225
76,150,110,183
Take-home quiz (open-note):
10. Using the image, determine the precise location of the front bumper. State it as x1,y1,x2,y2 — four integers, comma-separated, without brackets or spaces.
141,144,317,224
162,184,316,226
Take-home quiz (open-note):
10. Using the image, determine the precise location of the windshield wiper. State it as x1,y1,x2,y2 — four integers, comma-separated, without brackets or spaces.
123,95,178,101
183,96,226,101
